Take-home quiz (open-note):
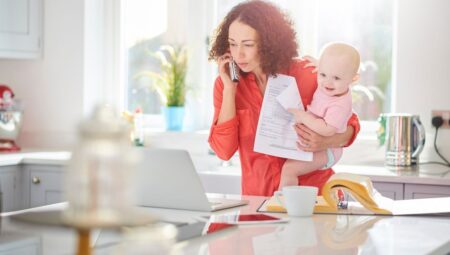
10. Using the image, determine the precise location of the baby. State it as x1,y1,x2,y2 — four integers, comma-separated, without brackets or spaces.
278,42,360,190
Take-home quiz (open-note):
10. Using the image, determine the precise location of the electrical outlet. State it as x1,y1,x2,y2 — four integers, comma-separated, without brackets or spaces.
432,110,450,129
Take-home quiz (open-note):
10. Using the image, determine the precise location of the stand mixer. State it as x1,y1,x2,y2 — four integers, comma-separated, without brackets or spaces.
0,84,22,152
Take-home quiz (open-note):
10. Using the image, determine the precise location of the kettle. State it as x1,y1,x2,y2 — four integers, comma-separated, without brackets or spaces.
378,113,426,167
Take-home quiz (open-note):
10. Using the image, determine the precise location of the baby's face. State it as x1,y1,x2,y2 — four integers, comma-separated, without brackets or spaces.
317,54,357,97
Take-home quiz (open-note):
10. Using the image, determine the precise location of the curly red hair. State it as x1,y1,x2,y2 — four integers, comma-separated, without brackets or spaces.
209,0,298,76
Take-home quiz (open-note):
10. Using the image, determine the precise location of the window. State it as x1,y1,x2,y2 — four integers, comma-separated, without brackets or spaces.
122,0,213,130
122,0,393,131
215,0,393,122
311,0,393,121
122,0,168,114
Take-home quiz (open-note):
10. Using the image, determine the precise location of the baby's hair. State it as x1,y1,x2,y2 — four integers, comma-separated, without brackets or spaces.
319,42,360,74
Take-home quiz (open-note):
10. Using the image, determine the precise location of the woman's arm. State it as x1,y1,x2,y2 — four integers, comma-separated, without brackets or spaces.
208,54,240,160
294,112,360,152
208,79,239,160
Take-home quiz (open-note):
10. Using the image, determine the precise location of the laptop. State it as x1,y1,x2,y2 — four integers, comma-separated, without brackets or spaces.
135,148,248,211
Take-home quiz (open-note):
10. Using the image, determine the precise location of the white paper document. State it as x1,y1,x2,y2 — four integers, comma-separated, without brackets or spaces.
254,74,313,161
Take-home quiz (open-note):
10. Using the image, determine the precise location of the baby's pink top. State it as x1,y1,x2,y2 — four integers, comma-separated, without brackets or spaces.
307,88,352,133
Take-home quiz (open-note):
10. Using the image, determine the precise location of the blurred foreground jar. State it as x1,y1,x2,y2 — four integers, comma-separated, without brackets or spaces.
63,105,140,227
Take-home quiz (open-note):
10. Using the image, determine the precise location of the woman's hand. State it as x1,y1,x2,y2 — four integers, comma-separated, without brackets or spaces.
302,55,318,73
294,124,354,152
217,53,237,87
216,53,238,124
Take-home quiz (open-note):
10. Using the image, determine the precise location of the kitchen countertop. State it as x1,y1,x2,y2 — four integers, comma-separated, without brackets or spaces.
334,163,450,186
0,150,71,166
1,195,450,255
1,150,450,186
198,163,450,186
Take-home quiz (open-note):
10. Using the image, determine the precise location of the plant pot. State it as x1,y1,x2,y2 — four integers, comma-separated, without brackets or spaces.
162,106,185,131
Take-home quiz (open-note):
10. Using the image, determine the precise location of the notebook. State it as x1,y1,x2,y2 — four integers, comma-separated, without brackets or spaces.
135,148,248,212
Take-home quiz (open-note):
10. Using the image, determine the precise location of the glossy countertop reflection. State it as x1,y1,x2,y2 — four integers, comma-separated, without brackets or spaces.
103,196,450,254
169,195,450,255
3,195,448,254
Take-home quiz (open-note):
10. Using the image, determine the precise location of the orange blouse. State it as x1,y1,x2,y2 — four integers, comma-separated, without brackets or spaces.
208,60,360,196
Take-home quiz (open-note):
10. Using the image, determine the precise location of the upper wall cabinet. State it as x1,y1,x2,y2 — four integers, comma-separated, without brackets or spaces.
0,0,42,59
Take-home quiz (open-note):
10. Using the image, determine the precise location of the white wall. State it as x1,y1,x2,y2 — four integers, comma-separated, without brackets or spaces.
394,0,450,162
341,0,450,165
0,0,85,149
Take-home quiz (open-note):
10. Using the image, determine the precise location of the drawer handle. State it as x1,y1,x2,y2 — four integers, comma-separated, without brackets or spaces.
32,177,41,184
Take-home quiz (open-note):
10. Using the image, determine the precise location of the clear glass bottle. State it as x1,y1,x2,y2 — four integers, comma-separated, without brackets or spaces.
133,107,144,146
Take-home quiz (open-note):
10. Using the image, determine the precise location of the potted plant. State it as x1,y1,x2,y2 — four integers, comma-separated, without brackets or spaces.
136,45,188,131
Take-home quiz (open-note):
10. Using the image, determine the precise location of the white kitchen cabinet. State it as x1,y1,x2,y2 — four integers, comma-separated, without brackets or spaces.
0,165,21,212
0,0,42,59
404,183,450,199
372,181,404,200
23,165,64,208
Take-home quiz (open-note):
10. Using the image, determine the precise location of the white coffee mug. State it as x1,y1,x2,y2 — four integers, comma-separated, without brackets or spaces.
275,186,318,217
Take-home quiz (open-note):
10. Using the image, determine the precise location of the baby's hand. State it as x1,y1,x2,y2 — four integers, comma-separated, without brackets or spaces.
287,108,306,123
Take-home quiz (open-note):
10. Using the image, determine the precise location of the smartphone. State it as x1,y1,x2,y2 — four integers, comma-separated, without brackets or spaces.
203,214,289,225
229,60,240,82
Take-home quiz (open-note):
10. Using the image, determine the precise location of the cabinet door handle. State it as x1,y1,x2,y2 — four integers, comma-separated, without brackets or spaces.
32,177,41,184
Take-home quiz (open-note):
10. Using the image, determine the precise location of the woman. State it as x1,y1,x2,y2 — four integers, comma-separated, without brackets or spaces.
208,0,360,196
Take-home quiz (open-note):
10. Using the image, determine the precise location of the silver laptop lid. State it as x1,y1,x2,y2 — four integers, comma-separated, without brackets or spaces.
135,148,212,211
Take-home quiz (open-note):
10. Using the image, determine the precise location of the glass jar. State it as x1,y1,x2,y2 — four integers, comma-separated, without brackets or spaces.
63,105,139,227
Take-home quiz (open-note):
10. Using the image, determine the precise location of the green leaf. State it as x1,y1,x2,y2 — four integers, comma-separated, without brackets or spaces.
134,44,188,107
